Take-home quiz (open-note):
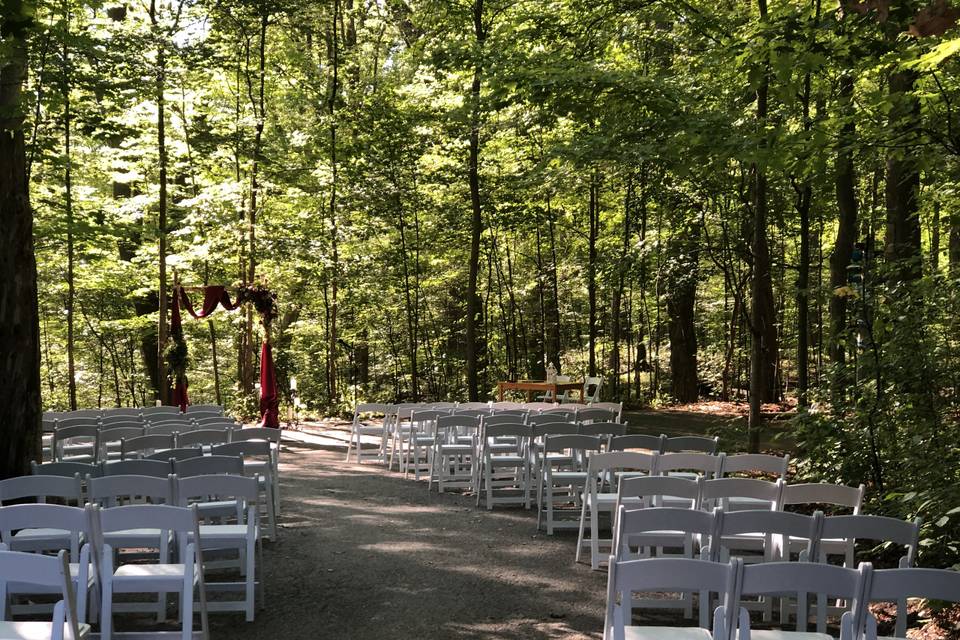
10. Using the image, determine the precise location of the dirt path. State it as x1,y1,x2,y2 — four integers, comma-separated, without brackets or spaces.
212,434,607,639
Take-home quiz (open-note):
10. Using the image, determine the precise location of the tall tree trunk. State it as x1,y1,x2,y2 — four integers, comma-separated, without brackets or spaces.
931,200,940,273
831,72,858,367
666,220,700,403
328,0,340,405
950,208,960,274
546,195,561,372
61,0,77,410
748,0,777,451
150,0,169,404
465,0,486,400
396,200,420,399
885,68,923,282
0,10,42,476
587,171,599,377
794,36,817,407
609,175,633,399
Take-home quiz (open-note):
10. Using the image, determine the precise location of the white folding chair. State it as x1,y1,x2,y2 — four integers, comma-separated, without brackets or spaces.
177,475,262,621
701,478,784,513
101,459,171,478
732,561,871,640
386,403,421,471
576,407,619,424
814,514,920,633
98,427,144,462
609,433,666,453
658,452,725,482
663,435,720,454
611,505,719,619
720,453,790,511
90,504,209,640
231,428,282,515
476,423,531,509
176,429,232,449
603,556,738,640
53,425,99,463
862,567,960,639
211,442,278,540
0,549,88,640
536,434,603,534
428,415,480,493
344,403,391,464
779,483,864,567
0,504,96,624
0,476,84,556
120,434,176,460
404,409,450,480
715,510,822,623
185,404,224,415
589,401,624,423
576,451,657,570
141,406,182,417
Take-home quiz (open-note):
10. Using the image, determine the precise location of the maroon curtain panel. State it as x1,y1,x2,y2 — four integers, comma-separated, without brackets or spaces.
170,288,188,411
259,341,280,428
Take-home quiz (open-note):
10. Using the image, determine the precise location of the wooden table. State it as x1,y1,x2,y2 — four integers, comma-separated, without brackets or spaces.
497,380,583,402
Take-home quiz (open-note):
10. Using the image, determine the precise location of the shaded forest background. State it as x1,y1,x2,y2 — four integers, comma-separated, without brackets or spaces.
4,0,960,563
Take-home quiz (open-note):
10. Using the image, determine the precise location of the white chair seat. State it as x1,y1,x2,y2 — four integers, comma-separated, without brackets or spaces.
439,444,473,454
105,528,164,543
489,455,524,464
0,621,91,639
623,626,712,640
113,563,194,590
11,528,72,544
196,524,255,545
551,471,587,482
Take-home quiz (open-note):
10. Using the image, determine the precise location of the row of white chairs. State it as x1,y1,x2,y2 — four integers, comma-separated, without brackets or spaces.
572,451,794,566
1,473,266,629
52,424,269,464
0,492,258,640
44,404,225,422
609,500,919,623
345,400,626,466
27,445,280,540
605,554,959,640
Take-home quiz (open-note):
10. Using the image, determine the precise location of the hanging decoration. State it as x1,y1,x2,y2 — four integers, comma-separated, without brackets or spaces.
168,282,280,428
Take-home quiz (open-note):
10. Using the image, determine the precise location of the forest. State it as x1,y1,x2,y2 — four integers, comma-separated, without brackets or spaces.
2,0,960,562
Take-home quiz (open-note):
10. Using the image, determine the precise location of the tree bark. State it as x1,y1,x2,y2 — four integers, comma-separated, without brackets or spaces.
587,170,599,377
609,175,633,399
150,0,169,404
0,12,42,476
884,68,923,282
748,0,777,452
328,0,340,405
666,220,699,403
465,0,486,400
62,0,77,410
830,72,858,366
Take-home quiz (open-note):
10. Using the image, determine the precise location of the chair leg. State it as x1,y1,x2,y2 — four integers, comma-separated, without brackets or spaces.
100,584,113,640
546,482,555,535
590,504,600,570
182,577,194,640
245,537,256,621
575,498,587,563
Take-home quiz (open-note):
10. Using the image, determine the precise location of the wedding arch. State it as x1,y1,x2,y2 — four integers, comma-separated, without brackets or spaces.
168,283,280,428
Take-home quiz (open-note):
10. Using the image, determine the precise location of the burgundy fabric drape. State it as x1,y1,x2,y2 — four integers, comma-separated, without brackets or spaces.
178,285,242,318
170,289,189,412
259,341,280,428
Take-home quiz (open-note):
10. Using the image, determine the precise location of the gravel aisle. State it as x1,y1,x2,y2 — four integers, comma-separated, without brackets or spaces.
212,435,607,639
